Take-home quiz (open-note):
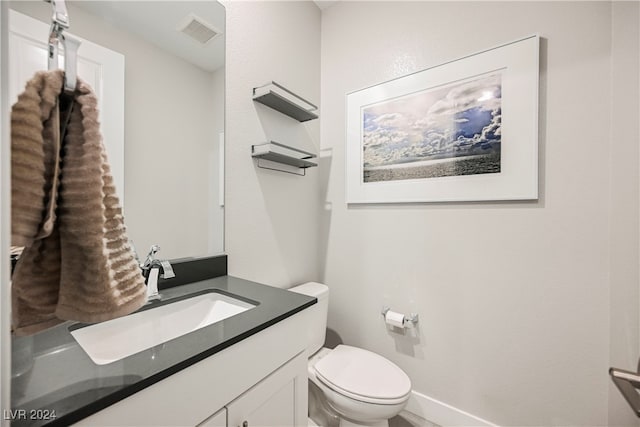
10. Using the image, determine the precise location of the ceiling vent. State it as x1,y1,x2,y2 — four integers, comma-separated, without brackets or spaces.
177,14,221,45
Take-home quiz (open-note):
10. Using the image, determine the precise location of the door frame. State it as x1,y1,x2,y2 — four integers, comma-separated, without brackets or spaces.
1,1,12,424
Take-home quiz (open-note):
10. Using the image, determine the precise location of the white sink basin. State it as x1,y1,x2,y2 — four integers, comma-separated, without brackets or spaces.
70,292,256,365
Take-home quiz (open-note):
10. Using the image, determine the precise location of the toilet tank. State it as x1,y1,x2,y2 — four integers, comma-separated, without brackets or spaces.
288,282,329,355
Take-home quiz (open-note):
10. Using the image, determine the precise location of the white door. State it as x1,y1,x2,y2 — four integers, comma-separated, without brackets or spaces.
8,10,125,200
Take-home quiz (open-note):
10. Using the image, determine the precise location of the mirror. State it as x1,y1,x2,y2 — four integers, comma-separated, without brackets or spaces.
8,0,225,260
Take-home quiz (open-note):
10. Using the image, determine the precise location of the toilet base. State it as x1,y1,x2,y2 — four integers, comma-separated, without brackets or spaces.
309,381,340,427
309,381,389,427
309,377,394,427
338,417,388,427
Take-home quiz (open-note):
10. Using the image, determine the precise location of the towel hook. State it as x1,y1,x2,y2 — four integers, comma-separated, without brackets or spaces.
45,0,80,93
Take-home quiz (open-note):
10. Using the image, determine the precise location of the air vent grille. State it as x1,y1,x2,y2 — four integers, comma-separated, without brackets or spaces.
178,14,220,45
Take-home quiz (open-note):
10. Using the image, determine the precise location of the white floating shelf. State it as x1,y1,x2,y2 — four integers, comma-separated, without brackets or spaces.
252,82,318,122
251,141,318,176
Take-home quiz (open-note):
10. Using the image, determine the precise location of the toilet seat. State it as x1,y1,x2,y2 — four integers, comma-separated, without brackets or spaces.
313,345,411,405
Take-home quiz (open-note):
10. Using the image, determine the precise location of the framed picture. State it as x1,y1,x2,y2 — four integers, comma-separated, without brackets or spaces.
346,35,539,203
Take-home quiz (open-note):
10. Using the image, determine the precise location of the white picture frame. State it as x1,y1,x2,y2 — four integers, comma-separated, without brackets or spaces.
346,35,539,204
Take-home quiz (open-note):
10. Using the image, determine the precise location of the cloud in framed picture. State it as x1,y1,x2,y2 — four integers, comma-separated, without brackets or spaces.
362,72,503,183
346,35,539,204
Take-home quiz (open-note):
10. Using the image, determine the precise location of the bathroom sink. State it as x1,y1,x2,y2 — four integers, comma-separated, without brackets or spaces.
70,292,257,365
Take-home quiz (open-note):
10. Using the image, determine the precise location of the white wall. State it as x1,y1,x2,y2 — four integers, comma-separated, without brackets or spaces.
608,2,640,425
9,1,223,260
319,1,639,425
224,1,321,287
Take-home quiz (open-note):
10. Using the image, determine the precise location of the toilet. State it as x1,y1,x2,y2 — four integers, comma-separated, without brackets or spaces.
289,282,412,427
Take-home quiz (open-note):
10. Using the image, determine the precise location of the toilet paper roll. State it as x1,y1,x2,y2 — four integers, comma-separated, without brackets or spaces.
385,310,405,328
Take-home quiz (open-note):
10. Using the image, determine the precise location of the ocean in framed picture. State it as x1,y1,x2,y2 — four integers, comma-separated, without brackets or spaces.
362,72,502,183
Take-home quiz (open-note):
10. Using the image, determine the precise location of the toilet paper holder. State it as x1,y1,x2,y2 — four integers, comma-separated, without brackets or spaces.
381,306,419,327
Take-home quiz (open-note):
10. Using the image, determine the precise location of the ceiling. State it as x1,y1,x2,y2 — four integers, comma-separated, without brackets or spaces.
314,0,340,10
73,1,225,72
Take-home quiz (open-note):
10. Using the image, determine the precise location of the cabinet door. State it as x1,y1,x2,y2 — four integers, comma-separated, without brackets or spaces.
226,352,307,427
197,408,227,427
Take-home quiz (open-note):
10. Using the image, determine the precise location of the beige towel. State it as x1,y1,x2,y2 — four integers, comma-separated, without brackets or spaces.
11,70,146,336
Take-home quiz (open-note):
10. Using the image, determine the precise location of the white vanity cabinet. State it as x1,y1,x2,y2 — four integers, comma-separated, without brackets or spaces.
198,350,306,427
74,307,311,427
197,408,226,427
225,350,306,427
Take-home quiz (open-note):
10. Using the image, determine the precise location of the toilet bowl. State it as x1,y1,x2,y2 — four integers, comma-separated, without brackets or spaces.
308,346,411,427
289,282,411,427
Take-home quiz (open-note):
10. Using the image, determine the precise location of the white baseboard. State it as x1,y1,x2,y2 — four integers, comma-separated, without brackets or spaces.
405,390,499,427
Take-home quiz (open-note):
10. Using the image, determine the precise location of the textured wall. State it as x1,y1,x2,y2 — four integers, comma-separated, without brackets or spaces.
608,2,640,426
319,2,638,425
224,1,321,287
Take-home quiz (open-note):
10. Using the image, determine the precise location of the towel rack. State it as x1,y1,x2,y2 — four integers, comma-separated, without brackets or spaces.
45,0,80,93
251,141,318,176
610,362,640,417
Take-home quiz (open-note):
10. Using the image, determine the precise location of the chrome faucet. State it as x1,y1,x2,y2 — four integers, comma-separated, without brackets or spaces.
141,245,175,301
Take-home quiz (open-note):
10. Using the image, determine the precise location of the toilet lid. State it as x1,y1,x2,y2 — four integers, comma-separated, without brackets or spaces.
314,345,411,401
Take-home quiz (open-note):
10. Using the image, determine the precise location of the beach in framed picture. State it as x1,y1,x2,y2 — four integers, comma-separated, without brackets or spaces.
346,35,539,203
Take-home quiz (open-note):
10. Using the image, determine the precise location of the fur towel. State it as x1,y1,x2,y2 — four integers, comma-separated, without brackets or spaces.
11,70,146,336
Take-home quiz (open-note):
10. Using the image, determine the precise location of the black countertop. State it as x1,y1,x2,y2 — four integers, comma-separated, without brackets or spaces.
10,276,316,426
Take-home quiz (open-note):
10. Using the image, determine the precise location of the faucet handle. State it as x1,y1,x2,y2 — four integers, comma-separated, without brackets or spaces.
148,245,160,258
142,245,161,268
